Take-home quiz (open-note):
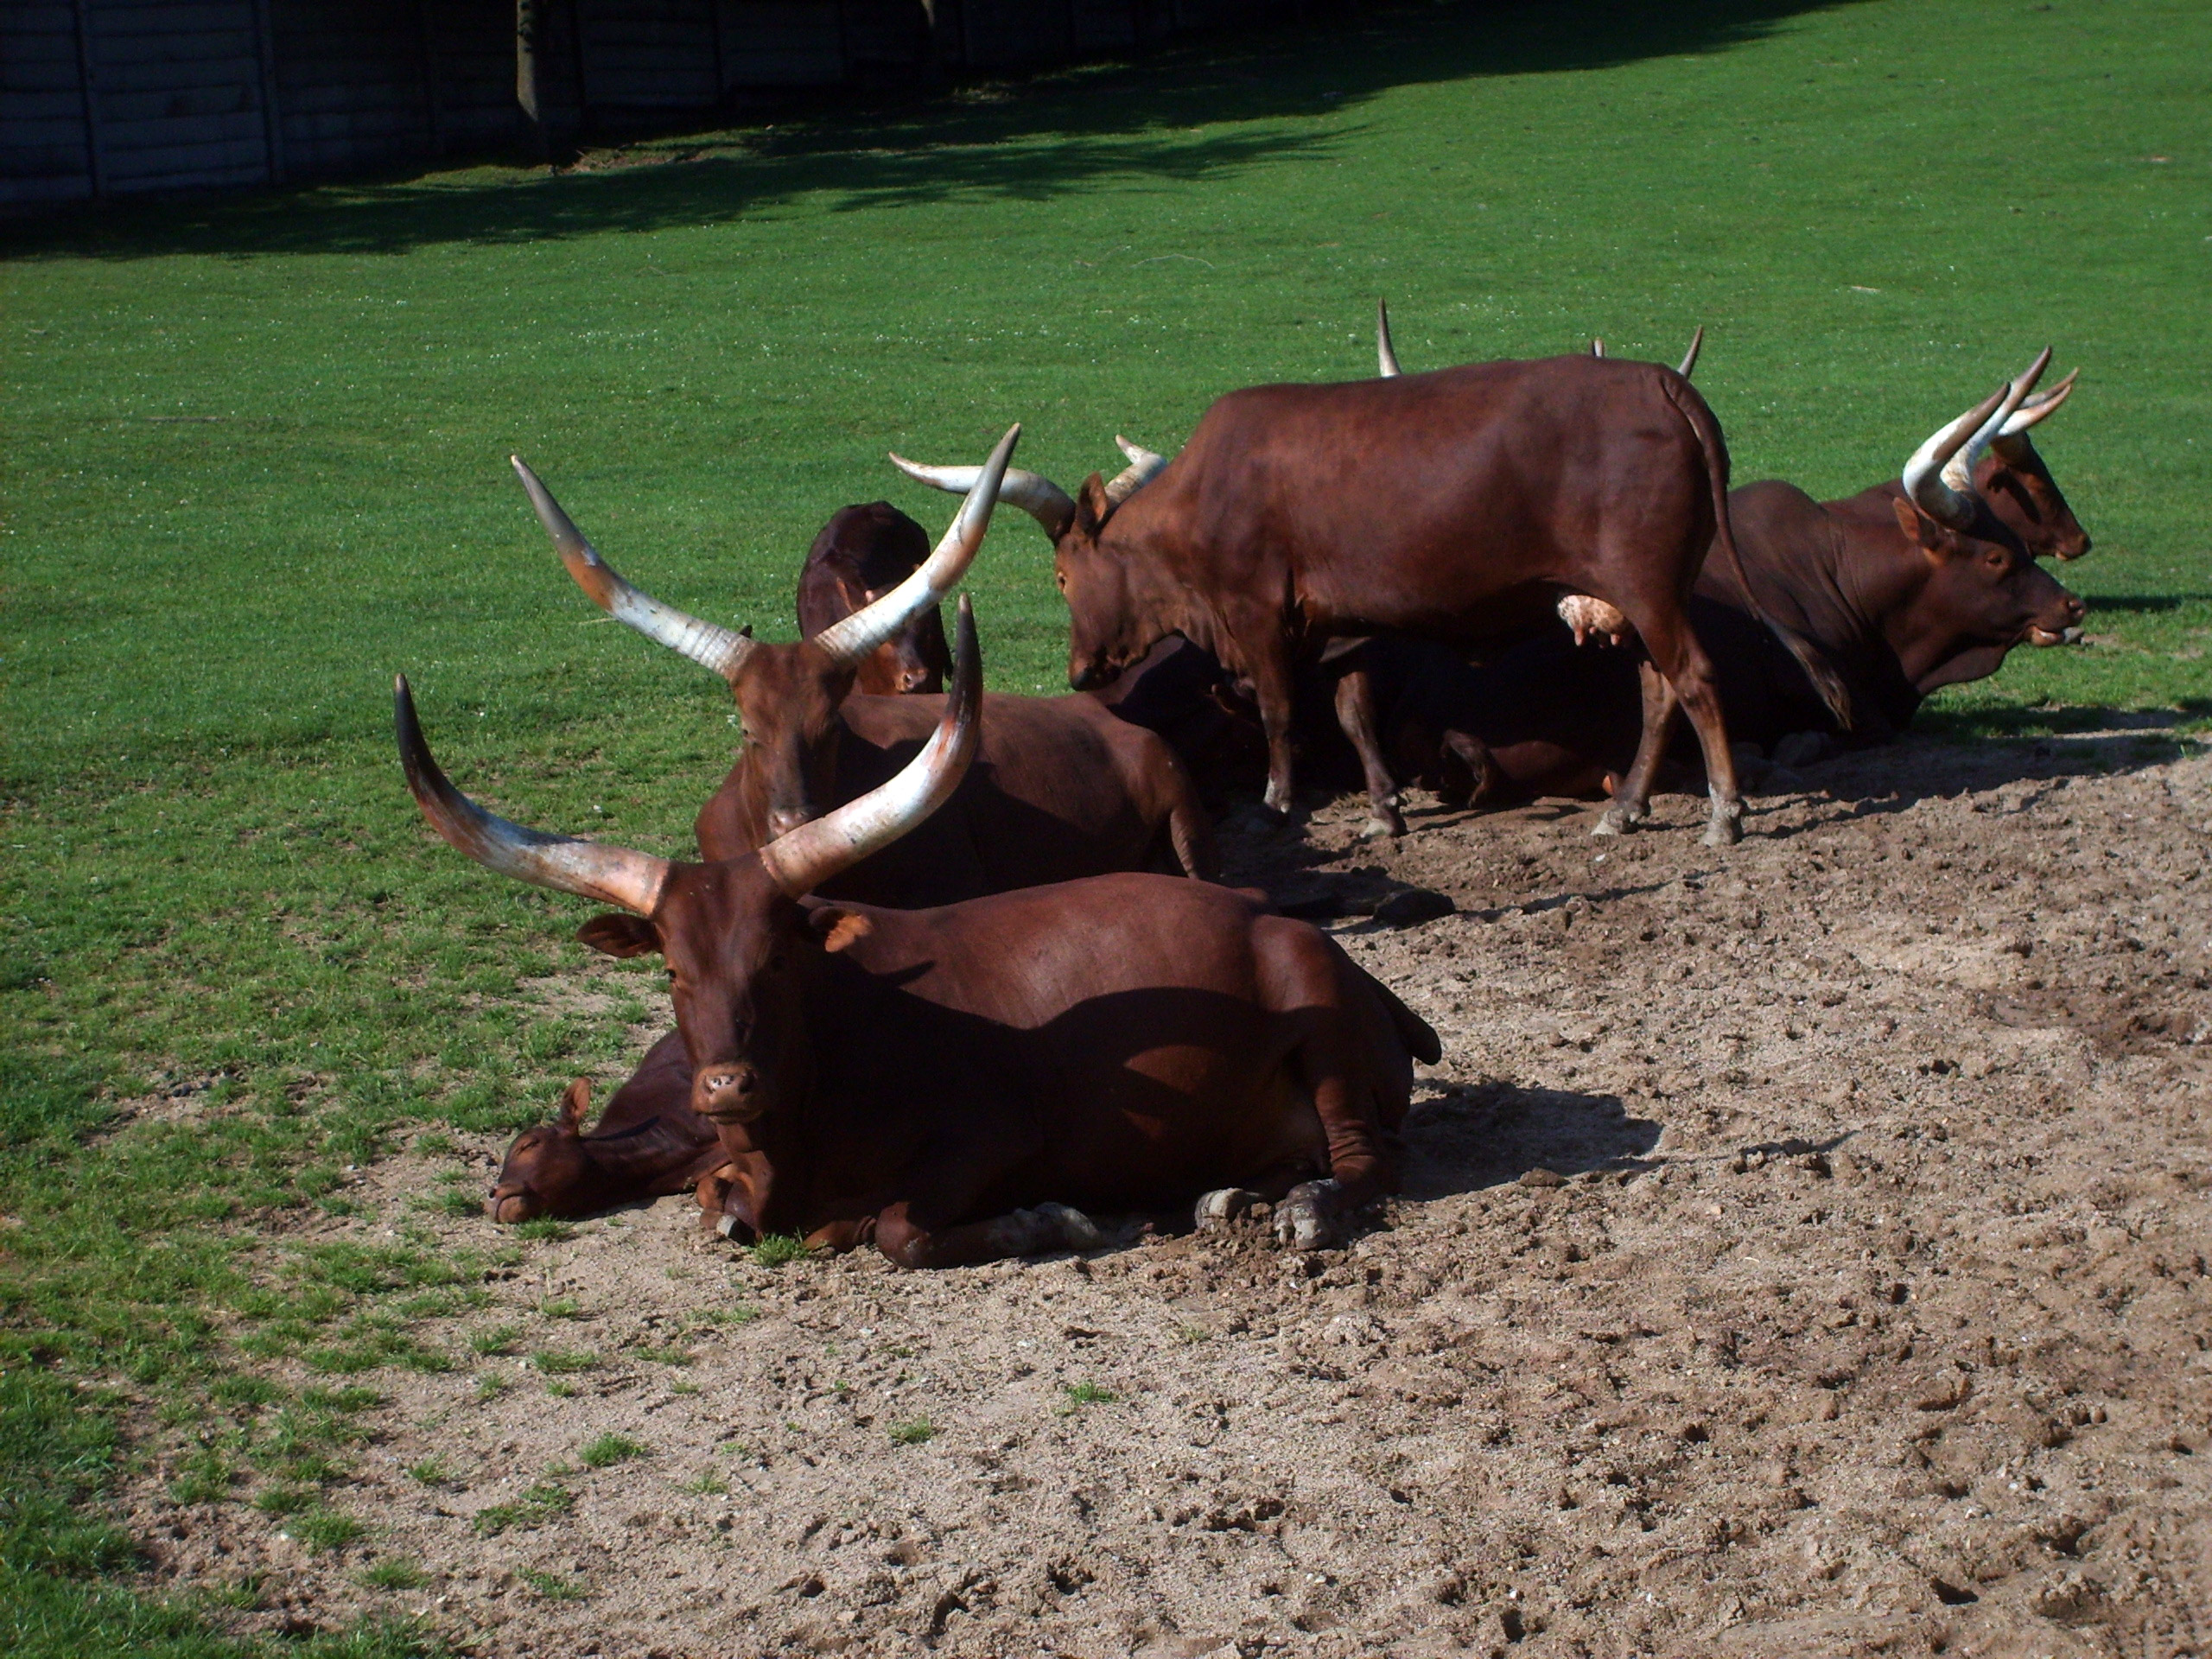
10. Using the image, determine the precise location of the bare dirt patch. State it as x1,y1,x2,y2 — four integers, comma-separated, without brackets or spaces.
133,735,2212,1658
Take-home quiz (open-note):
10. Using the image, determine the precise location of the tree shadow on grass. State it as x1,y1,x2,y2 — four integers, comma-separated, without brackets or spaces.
3,0,1860,261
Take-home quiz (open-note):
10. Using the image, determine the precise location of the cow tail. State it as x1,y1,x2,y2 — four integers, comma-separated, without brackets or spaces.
1665,377,1854,731
1159,753,1220,880
1362,964,1442,1066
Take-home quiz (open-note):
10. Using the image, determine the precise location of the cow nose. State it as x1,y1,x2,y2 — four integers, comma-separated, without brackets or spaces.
766,806,811,839
2064,594,2087,622
488,1187,537,1224
696,1065,762,1121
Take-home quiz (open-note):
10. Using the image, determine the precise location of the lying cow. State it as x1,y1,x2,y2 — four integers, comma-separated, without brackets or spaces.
795,501,949,695
896,346,1847,849
513,425,1215,902
487,1032,722,1222
1351,353,2090,800
397,600,1438,1266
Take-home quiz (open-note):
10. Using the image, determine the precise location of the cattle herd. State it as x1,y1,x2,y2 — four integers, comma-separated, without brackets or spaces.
394,309,2090,1272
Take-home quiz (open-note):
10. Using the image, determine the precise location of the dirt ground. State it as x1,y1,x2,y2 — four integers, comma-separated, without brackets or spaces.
133,732,2212,1659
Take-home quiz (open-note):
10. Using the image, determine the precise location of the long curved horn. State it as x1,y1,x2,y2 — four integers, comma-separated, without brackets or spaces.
1103,435,1169,505
513,457,755,682
757,594,982,897
1590,338,1606,358
812,423,1017,665
1939,349,2044,495
1376,299,1402,378
1676,326,1704,379
888,453,1075,541
1901,380,2019,529
1999,366,2077,437
395,674,671,915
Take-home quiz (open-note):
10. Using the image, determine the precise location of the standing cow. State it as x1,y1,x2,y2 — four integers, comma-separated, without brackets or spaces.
512,427,1214,902
1357,353,2090,798
894,352,1847,848
397,601,1438,1265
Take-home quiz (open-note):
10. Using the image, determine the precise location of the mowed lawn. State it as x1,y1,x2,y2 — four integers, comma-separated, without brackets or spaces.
1,0,2206,1649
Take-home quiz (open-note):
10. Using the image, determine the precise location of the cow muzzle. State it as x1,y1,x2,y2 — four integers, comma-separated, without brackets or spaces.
487,1185,538,1224
694,1065,766,1122
2028,625,2085,647
765,805,814,840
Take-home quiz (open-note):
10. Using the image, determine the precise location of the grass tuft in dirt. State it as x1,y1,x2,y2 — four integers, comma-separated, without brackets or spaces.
577,1433,647,1469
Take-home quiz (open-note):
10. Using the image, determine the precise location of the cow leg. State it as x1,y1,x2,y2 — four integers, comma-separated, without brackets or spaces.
1636,611,1743,846
1331,667,1404,839
873,1199,1102,1269
1596,658,1677,836
1437,728,1499,810
1248,642,1300,817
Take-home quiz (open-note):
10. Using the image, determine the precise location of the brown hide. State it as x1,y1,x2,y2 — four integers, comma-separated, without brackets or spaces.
488,1032,722,1222
1387,446,2091,802
1050,356,1834,844
793,503,949,696
577,869,1439,1268
697,682,1217,904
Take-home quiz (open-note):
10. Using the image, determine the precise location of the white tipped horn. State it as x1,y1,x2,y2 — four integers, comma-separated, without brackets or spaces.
1999,365,2077,437
1902,380,2018,530
1938,358,2040,496
888,451,1075,541
1676,325,1704,379
1376,299,1402,378
1103,434,1169,505
396,674,671,915
812,423,1017,666
1590,339,1606,358
757,595,982,897
514,457,755,682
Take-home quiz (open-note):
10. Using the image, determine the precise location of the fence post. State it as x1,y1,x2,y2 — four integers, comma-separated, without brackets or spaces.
251,0,285,185
70,0,105,199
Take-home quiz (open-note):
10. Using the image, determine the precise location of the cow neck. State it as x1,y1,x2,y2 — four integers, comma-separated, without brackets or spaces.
1099,494,1218,665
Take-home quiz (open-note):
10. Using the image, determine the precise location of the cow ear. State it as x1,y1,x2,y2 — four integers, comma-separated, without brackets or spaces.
558,1077,592,1130
1073,473,1114,538
1891,494,1953,561
576,913,663,958
809,907,874,954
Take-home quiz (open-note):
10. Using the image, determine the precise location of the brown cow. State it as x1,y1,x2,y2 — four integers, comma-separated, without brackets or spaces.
1336,353,2089,799
487,1031,722,1223
396,601,1437,1266
894,348,1847,848
795,501,949,695
512,429,1215,903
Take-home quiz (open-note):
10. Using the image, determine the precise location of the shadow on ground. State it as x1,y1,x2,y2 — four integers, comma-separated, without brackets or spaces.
1399,1078,1662,1199
3,0,1858,261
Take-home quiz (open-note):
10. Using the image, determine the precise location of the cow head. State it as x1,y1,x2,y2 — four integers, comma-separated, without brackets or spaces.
398,598,982,1128
798,503,950,695
512,426,1015,840
488,1078,707,1222
1890,355,2087,691
889,436,1176,691
1977,368,2088,561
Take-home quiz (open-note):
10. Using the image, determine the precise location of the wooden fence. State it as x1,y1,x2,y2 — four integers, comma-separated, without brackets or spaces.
2,0,1294,210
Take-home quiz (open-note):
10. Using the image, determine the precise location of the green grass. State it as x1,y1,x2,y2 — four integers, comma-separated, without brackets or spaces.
578,1433,648,1469
887,1419,938,1446
747,1233,812,1268
1060,1381,1118,1409
470,1484,574,1537
0,0,2206,1643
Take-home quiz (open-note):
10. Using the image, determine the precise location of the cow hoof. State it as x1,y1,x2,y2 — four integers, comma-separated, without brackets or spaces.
1592,804,1642,837
714,1212,741,1240
1703,792,1745,848
1357,812,1403,842
1194,1188,1260,1230
1035,1202,1103,1249
1273,1179,1343,1251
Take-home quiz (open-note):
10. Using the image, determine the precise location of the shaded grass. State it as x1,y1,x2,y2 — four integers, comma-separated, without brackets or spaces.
0,0,2205,1642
